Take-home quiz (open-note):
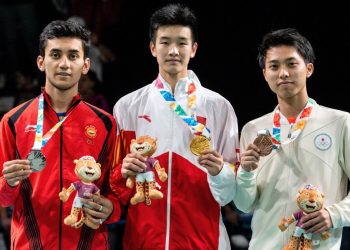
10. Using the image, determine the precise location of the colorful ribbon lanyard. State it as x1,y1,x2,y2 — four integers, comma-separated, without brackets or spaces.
32,93,68,151
271,98,315,149
155,76,211,139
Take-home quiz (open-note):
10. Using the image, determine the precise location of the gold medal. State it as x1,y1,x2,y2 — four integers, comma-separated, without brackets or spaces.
190,135,210,156
253,129,273,156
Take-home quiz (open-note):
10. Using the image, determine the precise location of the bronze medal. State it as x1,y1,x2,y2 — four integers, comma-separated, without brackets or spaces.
27,150,47,172
190,135,210,156
253,129,273,156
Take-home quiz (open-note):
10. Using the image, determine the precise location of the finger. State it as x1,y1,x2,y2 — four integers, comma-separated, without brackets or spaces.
246,143,260,152
84,212,103,224
4,169,32,180
301,216,320,230
83,205,107,220
2,163,30,174
123,157,146,172
3,159,30,167
305,222,324,233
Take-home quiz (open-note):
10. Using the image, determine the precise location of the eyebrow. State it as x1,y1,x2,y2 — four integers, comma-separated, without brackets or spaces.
267,57,298,64
49,48,80,53
159,36,189,41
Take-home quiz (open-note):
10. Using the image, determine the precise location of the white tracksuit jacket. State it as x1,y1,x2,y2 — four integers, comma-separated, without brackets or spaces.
112,70,239,250
209,102,350,250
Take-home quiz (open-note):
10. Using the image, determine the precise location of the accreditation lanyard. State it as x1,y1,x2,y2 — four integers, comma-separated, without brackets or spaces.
155,76,211,139
271,98,315,149
32,93,68,150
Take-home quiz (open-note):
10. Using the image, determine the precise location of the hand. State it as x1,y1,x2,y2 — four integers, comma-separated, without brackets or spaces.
158,168,167,182
240,144,261,172
301,208,333,234
81,194,113,226
59,188,69,202
197,149,224,176
278,218,288,231
121,153,146,178
2,159,32,187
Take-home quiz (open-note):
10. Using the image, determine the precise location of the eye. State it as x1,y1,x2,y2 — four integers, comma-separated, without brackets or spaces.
50,52,61,59
288,62,298,67
268,64,278,70
69,53,79,60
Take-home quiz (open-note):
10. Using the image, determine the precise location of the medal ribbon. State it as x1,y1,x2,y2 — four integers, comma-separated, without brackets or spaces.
271,98,315,149
155,76,210,138
32,93,68,150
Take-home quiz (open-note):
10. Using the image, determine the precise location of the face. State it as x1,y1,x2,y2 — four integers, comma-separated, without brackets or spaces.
150,25,197,79
37,37,90,93
263,45,314,102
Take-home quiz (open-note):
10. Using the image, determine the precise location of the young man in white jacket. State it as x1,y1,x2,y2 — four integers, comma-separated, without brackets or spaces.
110,4,240,250
210,28,350,249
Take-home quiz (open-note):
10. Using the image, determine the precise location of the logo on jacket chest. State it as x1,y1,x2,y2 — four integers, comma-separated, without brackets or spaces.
85,125,97,145
25,125,37,133
314,133,332,151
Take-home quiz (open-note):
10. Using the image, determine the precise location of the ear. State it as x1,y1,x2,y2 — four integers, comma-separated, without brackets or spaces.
262,68,267,80
306,63,314,78
150,41,157,58
37,55,45,72
97,163,101,169
74,159,78,164
81,58,91,75
190,42,198,58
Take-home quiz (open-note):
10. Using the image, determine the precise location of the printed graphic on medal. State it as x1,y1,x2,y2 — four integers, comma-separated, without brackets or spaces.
253,129,273,156
27,150,47,172
190,135,210,156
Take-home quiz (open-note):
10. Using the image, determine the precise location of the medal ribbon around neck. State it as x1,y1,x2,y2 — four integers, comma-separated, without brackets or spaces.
32,93,68,150
271,98,315,149
155,76,210,139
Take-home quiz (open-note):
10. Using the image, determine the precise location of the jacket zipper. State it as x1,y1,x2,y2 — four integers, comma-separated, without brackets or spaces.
59,125,63,250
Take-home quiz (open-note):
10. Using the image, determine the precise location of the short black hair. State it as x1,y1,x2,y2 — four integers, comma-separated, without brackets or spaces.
149,3,198,44
257,28,315,69
39,20,90,58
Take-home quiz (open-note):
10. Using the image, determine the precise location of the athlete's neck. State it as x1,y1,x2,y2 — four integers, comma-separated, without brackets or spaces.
45,86,77,113
159,70,188,93
278,95,309,119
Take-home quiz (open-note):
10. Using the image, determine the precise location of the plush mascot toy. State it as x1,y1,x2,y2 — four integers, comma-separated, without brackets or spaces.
59,155,101,229
126,135,167,205
278,184,330,250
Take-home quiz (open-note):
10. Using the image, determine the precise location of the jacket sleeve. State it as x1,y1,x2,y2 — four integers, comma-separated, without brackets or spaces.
207,99,239,206
325,114,350,228
0,114,21,207
109,101,134,206
233,123,258,213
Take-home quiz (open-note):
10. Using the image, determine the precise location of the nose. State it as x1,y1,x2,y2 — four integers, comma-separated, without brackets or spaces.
168,46,179,56
309,194,315,203
278,66,289,79
59,56,70,69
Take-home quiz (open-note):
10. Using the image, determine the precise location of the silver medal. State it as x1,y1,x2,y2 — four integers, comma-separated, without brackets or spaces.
27,150,47,172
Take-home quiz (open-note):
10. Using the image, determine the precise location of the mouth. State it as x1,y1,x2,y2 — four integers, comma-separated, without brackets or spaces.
56,72,71,77
306,204,316,210
136,146,145,151
166,59,181,63
84,170,95,177
277,81,292,86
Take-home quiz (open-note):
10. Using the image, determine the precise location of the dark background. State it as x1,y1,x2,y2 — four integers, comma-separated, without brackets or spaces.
1,1,350,249
1,0,350,129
